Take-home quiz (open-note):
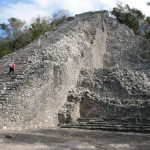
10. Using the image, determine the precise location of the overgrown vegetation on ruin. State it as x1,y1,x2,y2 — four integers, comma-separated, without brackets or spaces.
111,4,150,40
0,10,71,58
0,4,150,58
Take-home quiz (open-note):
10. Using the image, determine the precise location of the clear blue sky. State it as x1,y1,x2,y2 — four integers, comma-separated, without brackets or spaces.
0,0,149,24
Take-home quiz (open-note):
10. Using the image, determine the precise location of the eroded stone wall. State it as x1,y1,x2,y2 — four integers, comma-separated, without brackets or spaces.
59,68,150,126
0,11,109,130
0,10,150,130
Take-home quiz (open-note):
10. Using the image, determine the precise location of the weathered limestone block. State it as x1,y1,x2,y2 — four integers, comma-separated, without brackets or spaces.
58,91,81,124
80,97,100,119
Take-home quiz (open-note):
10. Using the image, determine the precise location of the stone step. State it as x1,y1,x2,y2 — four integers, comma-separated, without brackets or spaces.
60,122,150,133
61,125,150,133
78,122,150,128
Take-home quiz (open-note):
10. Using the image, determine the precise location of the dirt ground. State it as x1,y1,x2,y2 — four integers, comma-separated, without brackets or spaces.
0,128,149,150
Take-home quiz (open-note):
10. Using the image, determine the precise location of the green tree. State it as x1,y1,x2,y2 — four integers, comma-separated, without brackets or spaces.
111,4,145,34
0,11,70,58
146,17,150,25
0,17,25,50
8,17,25,38
29,16,51,39
0,18,25,40
0,39,12,58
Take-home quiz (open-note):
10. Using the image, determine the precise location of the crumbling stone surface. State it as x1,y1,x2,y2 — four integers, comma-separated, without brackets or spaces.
59,68,150,131
0,11,150,130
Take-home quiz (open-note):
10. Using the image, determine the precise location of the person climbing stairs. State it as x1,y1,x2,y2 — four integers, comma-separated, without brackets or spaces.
8,61,16,76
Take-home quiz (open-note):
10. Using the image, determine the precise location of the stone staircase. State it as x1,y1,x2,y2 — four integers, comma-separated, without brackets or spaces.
60,118,150,133
0,20,75,106
0,15,85,129
0,68,24,108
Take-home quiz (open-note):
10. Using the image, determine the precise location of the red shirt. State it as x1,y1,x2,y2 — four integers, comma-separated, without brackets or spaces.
9,64,16,69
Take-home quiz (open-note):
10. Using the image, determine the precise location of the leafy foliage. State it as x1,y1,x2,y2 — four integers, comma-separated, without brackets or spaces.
0,10,69,58
111,4,150,64
0,39,12,57
146,17,150,25
111,3,150,46
111,4,145,34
